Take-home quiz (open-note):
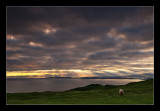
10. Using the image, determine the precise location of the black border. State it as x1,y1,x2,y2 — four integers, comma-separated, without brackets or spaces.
0,0,7,110
1,0,159,111
153,1,160,110
4,0,158,6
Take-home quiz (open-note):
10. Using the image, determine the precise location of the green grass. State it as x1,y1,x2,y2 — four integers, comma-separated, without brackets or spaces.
7,79,153,104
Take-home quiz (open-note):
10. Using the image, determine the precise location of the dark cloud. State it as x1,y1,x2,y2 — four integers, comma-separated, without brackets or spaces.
119,51,153,58
120,40,153,51
119,24,153,42
88,50,116,60
6,6,154,77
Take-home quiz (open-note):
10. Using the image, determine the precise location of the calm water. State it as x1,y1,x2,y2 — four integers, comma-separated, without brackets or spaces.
7,78,143,93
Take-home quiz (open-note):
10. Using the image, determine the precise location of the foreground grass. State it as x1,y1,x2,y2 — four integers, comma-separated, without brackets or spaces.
7,79,153,104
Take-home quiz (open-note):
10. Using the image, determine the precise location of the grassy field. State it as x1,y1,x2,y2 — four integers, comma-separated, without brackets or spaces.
7,79,153,105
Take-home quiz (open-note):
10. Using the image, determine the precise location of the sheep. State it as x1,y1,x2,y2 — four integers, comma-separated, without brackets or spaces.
119,88,124,96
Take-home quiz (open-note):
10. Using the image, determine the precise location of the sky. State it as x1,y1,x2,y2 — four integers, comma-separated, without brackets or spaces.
6,6,154,78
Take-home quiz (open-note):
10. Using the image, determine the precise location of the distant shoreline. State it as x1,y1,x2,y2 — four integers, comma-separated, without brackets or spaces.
7,77,153,80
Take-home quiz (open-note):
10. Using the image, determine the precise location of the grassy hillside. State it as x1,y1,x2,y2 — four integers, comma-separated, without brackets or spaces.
7,79,153,104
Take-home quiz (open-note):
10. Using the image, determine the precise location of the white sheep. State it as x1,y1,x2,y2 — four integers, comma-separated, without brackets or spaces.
119,88,124,96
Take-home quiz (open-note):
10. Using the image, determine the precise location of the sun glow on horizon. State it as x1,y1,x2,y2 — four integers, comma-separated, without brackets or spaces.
6,69,94,78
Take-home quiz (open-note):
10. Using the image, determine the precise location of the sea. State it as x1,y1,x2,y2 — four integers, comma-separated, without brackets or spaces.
6,78,143,93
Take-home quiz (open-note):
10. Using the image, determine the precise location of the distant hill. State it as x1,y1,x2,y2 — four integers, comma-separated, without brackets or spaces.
69,79,153,91
69,84,117,91
80,73,154,80
49,77,72,79
126,73,154,80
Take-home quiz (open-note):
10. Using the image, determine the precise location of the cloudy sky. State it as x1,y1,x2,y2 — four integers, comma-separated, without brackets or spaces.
6,6,154,78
